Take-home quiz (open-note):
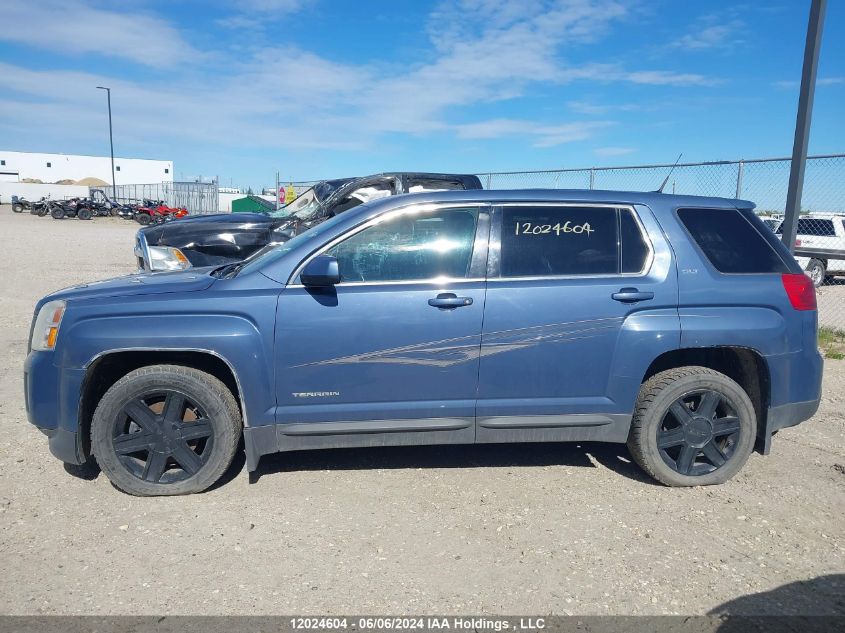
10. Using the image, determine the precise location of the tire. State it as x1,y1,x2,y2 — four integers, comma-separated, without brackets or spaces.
627,366,757,487
110,206,121,217
806,259,827,288
37,206,50,217
90,364,242,496
12,203,24,213
51,207,65,219
77,207,93,221
135,212,152,225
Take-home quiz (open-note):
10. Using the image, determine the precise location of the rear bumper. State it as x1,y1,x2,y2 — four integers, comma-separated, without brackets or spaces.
760,398,821,455
768,398,821,432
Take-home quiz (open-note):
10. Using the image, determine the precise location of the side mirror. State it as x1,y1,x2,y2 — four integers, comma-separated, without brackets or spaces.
301,255,340,287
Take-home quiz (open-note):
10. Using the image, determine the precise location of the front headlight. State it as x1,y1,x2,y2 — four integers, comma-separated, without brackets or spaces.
147,246,191,271
31,300,66,352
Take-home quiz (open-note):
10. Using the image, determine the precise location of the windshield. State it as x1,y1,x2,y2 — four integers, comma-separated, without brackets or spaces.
238,210,353,276
270,178,356,220
281,187,321,219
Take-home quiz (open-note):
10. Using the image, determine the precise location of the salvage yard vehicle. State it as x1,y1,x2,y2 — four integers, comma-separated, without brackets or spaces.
775,214,845,287
134,172,482,271
131,199,189,225
25,189,822,495
11,195,32,213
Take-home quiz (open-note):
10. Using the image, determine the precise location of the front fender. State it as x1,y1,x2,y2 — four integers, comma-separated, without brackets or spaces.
55,287,279,428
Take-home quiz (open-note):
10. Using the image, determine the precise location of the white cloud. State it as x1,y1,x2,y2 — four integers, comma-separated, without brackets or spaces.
454,119,614,147
670,13,744,52
236,0,312,11
0,0,722,155
216,0,314,30
568,101,640,115
671,21,744,51
594,146,635,156
0,0,201,68
623,70,717,86
773,77,845,89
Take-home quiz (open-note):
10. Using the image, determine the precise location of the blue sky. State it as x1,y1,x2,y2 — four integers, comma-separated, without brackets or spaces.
0,0,843,189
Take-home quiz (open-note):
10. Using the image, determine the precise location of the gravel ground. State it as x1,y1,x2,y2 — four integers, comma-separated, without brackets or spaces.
0,207,843,616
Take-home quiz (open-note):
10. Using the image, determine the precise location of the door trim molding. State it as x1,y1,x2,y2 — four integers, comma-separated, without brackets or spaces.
279,417,473,436
477,414,617,429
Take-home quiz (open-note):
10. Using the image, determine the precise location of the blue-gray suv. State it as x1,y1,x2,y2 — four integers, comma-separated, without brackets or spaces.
25,190,823,495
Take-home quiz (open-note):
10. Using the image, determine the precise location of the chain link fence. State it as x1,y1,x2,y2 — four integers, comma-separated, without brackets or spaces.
250,156,845,334
477,154,845,334
96,181,219,215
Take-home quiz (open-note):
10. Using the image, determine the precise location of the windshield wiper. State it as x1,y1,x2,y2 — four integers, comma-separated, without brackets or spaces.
211,262,244,279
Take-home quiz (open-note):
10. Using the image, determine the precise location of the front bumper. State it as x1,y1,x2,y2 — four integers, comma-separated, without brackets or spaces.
37,426,85,465
24,351,87,465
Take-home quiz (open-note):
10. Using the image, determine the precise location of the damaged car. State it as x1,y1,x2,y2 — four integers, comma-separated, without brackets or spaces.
135,172,483,271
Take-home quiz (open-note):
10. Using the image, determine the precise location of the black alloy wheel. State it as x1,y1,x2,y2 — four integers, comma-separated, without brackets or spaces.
627,366,756,486
112,390,214,484
657,389,741,476
91,365,241,495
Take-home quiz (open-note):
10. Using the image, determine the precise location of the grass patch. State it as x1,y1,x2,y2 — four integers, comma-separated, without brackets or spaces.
819,327,845,360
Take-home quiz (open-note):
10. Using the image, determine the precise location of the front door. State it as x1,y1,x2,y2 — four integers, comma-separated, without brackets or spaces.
476,203,678,442
273,204,490,448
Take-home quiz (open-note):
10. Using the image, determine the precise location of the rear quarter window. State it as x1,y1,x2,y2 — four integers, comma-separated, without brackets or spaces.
678,207,788,274
796,218,835,237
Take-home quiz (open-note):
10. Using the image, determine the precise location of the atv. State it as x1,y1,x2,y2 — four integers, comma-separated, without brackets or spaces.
133,199,188,225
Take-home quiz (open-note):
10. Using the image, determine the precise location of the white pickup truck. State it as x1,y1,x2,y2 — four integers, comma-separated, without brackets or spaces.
770,214,845,287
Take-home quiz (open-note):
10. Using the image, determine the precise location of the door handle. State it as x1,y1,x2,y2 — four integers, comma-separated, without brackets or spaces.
428,293,473,309
611,287,654,303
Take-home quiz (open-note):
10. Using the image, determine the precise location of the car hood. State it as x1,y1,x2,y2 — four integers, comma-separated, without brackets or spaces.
166,212,273,224
141,213,277,244
40,269,217,307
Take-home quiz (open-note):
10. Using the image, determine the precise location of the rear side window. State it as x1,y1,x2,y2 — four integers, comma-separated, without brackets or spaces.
500,206,650,277
620,209,650,273
775,219,836,236
797,219,835,237
678,208,787,274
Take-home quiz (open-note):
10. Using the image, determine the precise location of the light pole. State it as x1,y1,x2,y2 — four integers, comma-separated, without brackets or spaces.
781,0,827,251
96,86,116,195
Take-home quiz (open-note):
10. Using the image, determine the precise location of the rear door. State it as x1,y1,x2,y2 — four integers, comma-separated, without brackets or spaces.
476,203,679,443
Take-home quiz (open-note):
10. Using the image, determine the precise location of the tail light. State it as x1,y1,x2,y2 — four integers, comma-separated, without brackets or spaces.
795,239,802,247
781,273,817,311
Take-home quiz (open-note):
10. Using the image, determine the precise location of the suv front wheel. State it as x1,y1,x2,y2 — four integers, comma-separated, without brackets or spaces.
627,367,756,486
91,364,242,496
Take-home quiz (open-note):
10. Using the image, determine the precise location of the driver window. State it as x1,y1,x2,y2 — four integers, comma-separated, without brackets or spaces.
326,207,480,283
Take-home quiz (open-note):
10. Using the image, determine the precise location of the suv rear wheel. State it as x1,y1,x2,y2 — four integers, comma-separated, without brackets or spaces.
90,364,241,496
627,367,756,486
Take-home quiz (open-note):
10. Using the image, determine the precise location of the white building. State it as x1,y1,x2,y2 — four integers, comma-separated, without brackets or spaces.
0,150,172,185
